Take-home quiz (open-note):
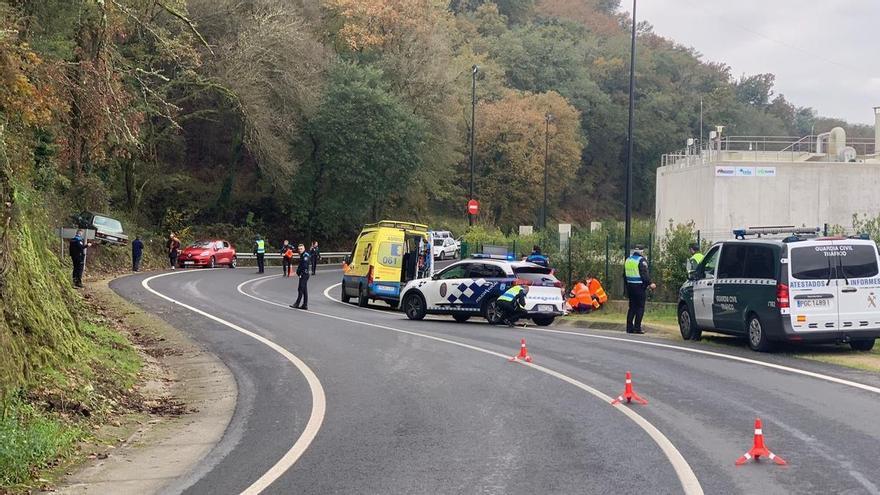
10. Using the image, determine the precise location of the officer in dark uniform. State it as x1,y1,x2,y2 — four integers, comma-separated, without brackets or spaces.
69,229,89,288
254,234,266,274
624,246,655,334
132,235,144,272
309,241,320,275
290,244,311,310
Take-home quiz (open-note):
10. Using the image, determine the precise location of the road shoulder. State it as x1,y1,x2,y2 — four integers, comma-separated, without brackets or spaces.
56,276,237,495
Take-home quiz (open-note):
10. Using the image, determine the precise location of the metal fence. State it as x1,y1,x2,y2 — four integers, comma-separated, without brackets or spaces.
236,251,349,266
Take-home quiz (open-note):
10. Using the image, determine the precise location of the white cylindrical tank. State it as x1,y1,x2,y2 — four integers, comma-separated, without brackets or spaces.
828,126,846,157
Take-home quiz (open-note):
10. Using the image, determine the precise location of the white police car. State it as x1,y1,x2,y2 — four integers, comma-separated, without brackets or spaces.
399,258,565,325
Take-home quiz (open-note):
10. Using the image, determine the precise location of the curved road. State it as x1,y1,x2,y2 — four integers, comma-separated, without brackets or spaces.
111,267,880,495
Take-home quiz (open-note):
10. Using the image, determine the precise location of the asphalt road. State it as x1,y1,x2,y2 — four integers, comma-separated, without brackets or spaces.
111,266,880,495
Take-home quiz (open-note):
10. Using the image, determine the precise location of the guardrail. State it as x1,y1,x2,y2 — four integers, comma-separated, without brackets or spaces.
236,251,349,265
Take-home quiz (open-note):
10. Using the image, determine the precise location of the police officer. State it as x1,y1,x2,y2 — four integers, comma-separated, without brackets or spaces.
254,234,266,274
526,245,549,267
309,240,320,276
290,243,311,310
280,240,294,277
624,246,655,334
496,284,529,327
69,229,89,288
132,235,144,272
686,244,704,275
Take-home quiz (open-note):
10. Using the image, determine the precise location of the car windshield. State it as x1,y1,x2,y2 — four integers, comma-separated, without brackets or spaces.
190,241,213,248
514,266,557,286
93,215,123,233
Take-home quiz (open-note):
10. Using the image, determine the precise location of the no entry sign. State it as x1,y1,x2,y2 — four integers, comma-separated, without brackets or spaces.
467,199,479,215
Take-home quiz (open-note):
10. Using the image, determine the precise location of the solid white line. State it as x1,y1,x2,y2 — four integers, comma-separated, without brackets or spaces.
141,271,326,495
324,282,880,396
243,276,703,495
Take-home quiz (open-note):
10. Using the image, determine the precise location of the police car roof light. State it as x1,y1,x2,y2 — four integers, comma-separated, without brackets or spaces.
733,226,820,240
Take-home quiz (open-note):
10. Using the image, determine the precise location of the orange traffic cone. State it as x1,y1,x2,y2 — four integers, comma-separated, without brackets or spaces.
610,371,648,405
509,338,532,363
735,418,787,466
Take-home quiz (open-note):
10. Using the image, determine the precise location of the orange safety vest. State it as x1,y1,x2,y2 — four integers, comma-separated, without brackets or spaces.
588,278,608,305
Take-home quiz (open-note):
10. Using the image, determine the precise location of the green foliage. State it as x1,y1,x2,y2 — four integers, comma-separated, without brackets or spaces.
851,214,880,240
653,221,700,302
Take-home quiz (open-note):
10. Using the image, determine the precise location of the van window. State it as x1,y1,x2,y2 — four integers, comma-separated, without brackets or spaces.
378,242,403,268
838,244,879,279
701,246,721,278
790,246,832,280
744,246,775,279
718,244,747,279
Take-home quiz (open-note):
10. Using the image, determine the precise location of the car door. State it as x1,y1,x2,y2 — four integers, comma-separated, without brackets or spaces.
834,241,880,331
423,263,473,311
466,263,508,310
714,244,747,332
788,242,839,332
694,245,721,328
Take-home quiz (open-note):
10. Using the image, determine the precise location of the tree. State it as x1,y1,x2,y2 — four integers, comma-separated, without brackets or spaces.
735,73,776,107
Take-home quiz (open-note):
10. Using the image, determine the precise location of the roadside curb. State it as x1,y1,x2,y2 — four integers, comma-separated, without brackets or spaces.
556,317,671,336
56,275,237,495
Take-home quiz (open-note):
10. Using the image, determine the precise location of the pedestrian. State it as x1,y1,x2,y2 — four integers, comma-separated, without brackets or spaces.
526,245,549,267
69,229,89,288
309,240,320,275
624,246,656,334
281,240,294,277
254,234,266,274
166,232,180,270
132,235,144,272
496,284,529,327
290,244,311,310
686,243,704,275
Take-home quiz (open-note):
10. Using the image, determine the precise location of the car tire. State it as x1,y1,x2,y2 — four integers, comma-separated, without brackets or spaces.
341,284,351,303
358,285,369,308
403,292,427,320
533,316,555,326
453,314,470,323
209,257,216,269
747,313,774,352
482,298,502,325
678,304,701,341
850,339,875,351
229,256,237,268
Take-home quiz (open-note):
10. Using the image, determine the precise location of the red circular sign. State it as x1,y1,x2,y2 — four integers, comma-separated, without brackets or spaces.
467,199,479,215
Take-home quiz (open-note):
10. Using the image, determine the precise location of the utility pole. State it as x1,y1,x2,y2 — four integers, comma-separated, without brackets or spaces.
699,96,703,153
624,0,637,258
469,65,478,226
543,113,553,230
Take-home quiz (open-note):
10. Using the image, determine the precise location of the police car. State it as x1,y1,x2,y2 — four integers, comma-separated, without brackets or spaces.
399,257,565,325
678,227,880,352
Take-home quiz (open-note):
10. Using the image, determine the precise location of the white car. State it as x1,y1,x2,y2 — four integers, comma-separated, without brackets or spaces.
398,258,565,326
432,236,459,260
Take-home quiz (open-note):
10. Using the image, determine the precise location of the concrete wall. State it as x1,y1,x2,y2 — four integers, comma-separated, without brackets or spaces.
655,160,880,241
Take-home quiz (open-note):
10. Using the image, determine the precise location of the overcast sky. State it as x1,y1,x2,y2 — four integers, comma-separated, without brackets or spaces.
631,0,879,124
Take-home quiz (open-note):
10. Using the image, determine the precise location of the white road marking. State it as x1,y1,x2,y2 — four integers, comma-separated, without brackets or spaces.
142,271,326,495
242,276,703,495
325,282,880,396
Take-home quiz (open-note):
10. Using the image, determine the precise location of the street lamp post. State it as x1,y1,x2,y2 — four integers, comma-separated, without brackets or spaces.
543,113,553,230
469,65,478,226
624,0,637,258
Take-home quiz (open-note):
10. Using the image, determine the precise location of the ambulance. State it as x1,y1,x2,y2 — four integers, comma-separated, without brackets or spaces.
678,227,880,352
341,221,432,307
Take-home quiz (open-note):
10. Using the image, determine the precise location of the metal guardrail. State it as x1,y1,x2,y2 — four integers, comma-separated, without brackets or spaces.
236,251,349,264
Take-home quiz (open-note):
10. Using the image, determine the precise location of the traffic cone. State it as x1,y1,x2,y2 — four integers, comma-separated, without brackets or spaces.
735,418,787,466
509,338,532,363
610,371,648,405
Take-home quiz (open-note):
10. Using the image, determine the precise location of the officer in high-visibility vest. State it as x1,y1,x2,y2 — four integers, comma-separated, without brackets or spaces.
624,246,655,334
254,234,266,274
496,284,529,327
686,244,704,275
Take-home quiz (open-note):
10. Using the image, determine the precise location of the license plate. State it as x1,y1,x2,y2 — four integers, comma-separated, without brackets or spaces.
184,261,194,265
537,304,555,312
796,299,830,308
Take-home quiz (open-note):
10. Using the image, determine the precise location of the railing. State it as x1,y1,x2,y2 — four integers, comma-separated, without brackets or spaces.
236,251,350,265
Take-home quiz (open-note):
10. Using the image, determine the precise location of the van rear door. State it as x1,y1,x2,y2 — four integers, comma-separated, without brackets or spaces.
788,242,839,332
833,240,880,331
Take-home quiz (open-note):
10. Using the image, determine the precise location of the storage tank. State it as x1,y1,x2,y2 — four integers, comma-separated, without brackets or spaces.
828,127,846,157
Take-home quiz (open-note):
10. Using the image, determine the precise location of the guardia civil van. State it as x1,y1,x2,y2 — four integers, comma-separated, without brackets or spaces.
678,228,880,352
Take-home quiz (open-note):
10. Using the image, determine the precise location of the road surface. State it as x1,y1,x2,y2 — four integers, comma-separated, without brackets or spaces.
111,267,880,495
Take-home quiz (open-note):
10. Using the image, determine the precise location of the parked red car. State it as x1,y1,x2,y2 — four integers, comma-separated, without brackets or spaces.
178,240,237,269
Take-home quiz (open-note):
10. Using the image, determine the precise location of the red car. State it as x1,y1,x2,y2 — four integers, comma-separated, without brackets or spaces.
178,240,237,269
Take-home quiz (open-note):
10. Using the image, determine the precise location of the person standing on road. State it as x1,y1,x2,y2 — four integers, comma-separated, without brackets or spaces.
281,240,294,277
69,229,89,288
496,284,529,327
132,235,144,272
624,246,655,334
686,244,704,275
166,232,180,270
254,234,266,274
309,240,320,276
526,245,549,267
290,244,311,310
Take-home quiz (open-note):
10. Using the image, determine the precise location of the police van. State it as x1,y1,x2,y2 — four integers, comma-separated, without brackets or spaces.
678,228,880,352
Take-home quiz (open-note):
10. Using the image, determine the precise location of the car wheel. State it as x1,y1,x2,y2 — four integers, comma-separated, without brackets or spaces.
358,285,369,308
403,293,427,320
453,314,470,323
747,313,774,352
341,284,351,303
482,298,502,325
209,257,216,269
229,256,237,268
850,339,875,351
678,304,701,341
533,316,555,326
